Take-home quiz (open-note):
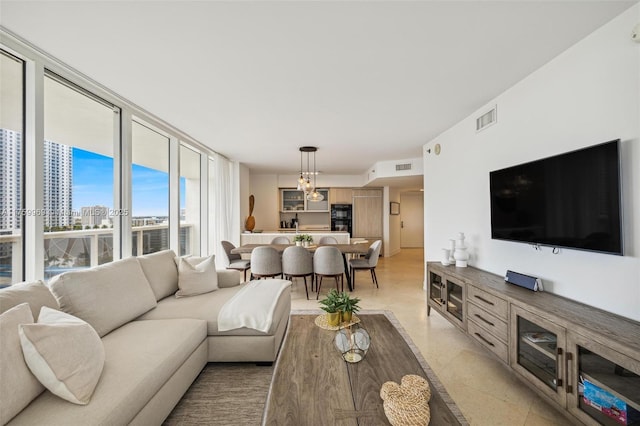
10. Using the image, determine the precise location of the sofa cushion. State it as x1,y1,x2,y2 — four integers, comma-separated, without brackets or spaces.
48,257,157,337
0,303,44,425
175,255,218,298
0,280,59,319
138,284,290,336
217,269,241,288
6,318,206,425
137,250,179,301
19,307,105,405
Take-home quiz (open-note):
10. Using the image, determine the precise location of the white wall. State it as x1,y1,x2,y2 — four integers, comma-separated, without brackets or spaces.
248,174,279,231
386,187,402,256
423,5,640,321
277,174,365,188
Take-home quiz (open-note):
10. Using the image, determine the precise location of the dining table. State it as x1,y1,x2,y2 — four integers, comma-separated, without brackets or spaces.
230,243,370,291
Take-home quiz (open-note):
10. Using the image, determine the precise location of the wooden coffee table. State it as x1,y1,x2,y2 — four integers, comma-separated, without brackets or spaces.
262,312,466,425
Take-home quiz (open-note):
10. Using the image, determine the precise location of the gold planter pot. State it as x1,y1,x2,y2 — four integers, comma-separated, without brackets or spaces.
327,312,341,327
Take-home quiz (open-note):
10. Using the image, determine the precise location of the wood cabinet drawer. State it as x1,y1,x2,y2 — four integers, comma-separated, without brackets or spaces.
467,285,508,319
468,321,509,363
467,302,508,343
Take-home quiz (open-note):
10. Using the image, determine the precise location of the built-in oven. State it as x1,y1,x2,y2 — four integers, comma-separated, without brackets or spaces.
331,204,352,236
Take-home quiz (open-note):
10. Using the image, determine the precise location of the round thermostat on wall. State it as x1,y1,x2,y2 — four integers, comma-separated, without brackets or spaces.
633,23,640,42
434,144,441,155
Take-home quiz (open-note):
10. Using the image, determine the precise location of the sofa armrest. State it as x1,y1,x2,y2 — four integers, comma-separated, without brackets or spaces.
217,270,241,288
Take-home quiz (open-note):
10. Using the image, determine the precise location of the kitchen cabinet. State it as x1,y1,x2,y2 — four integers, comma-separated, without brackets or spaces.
280,188,329,212
329,188,353,205
352,189,382,241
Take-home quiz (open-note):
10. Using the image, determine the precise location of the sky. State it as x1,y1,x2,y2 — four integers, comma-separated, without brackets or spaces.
73,148,186,217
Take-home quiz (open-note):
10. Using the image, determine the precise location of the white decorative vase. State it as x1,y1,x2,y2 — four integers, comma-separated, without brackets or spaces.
303,241,310,248
296,241,302,246
441,249,451,266
448,240,456,264
454,233,469,267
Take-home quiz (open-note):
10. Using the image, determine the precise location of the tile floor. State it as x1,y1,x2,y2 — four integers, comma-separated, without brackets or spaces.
289,248,568,426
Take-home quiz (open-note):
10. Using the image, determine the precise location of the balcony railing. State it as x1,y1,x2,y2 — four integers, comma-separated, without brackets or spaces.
0,223,194,284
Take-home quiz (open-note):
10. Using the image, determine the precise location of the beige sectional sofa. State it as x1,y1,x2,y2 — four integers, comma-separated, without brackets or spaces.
0,250,291,425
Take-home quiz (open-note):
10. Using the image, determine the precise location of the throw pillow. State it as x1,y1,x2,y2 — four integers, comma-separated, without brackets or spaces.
0,280,59,320
19,306,105,405
175,255,218,298
0,303,44,425
49,257,157,337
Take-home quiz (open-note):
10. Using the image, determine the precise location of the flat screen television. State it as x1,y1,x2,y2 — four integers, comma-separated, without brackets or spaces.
489,139,623,255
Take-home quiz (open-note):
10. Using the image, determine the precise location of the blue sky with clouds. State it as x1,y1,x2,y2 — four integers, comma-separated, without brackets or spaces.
73,148,185,216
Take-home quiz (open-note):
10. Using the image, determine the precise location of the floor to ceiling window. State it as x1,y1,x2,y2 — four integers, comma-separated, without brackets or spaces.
0,50,24,285
180,144,201,256
131,120,170,255
43,73,118,280
1,32,238,282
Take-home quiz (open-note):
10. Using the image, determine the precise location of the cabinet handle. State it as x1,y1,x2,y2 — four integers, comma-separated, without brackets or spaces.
566,352,573,394
474,295,495,306
556,347,563,387
474,314,495,327
474,332,495,347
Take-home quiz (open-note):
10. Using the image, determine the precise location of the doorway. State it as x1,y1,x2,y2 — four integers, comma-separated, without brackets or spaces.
400,192,424,248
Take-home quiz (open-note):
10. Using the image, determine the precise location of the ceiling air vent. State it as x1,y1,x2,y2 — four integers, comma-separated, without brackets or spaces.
476,105,497,132
395,163,412,171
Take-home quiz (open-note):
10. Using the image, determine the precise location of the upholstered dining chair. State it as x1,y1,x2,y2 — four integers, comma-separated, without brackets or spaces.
317,236,338,245
349,240,381,289
313,246,345,299
282,246,314,299
221,240,251,282
270,236,290,244
250,246,283,279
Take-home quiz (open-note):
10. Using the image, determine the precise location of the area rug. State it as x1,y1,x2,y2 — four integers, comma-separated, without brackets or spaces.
165,310,466,425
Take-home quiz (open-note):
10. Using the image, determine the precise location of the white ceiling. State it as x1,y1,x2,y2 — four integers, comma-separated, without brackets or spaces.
1,1,636,177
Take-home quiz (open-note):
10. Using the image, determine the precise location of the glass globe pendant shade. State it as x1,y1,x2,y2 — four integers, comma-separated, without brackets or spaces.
334,324,370,363
307,189,324,202
304,177,314,194
296,174,305,191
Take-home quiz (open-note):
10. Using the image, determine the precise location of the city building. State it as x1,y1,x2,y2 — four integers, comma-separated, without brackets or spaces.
81,205,109,228
0,128,22,233
42,140,73,229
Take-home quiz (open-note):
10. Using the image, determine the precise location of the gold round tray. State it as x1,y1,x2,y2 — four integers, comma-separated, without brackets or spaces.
314,313,361,331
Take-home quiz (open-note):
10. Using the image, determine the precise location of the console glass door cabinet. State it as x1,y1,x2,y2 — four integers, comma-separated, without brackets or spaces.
566,332,640,426
511,305,567,406
428,271,445,309
445,277,464,326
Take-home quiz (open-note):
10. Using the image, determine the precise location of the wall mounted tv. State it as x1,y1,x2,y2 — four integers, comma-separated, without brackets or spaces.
489,139,622,255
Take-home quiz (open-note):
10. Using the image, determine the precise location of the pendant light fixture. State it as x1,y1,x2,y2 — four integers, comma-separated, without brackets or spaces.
296,146,323,201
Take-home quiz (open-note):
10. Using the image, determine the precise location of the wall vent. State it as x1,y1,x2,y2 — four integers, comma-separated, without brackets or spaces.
476,106,497,132
395,163,412,171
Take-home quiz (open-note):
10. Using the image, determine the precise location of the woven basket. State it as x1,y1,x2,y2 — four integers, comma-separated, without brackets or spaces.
380,374,431,425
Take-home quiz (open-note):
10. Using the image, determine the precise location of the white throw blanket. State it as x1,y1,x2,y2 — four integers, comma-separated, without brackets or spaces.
217,279,291,333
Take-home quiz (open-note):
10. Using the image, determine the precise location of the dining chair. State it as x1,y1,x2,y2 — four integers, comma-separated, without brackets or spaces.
349,240,381,289
318,236,338,245
282,246,314,299
250,246,283,279
220,241,251,282
270,236,290,244
313,246,345,299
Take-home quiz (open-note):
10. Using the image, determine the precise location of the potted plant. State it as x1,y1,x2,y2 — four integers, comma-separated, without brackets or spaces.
293,234,313,247
319,289,341,326
338,292,361,323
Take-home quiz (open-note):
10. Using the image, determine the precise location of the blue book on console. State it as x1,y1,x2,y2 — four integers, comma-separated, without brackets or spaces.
505,270,543,292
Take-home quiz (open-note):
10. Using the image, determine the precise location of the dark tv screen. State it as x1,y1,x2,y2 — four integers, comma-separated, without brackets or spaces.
489,140,622,255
